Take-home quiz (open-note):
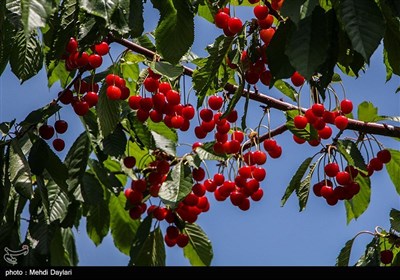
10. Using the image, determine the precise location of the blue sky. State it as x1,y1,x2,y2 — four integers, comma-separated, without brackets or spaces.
1,3,399,266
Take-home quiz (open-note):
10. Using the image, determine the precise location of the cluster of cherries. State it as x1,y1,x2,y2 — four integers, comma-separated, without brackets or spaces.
38,119,69,151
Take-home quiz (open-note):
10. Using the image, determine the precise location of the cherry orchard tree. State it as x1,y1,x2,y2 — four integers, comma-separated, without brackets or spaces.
0,0,399,266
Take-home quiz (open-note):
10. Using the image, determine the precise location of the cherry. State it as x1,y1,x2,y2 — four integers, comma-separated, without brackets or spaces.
291,72,305,87
192,183,206,197
263,139,278,151
239,166,252,178
259,28,275,45
128,95,142,110
228,17,243,34
182,104,195,120
380,250,393,264
123,156,136,168
320,185,334,199
54,120,68,134
215,12,230,29
252,167,266,181
253,150,267,165
308,138,320,147
260,70,272,86
369,157,383,171
305,109,317,124
294,115,308,129
199,108,213,122
271,0,284,10
201,120,215,133
251,188,264,201
139,97,153,111
176,233,189,248
238,198,250,211
268,145,282,158
293,135,306,144
74,52,89,67
66,37,78,53
204,179,217,192
88,54,102,68
322,110,337,124
105,74,118,86
324,162,339,177
53,138,65,152
340,99,353,114
143,76,159,92
84,91,99,107
336,171,351,185
166,90,180,105
131,179,147,192
192,167,205,181
248,0,260,3
120,86,130,100
94,42,109,56
258,15,274,29
377,149,391,164
245,70,260,84
129,207,142,220
208,95,223,110
166,226,179,240
171,115,184,129
232,130,244,143
228,139,241,154
254,5,269,20
312,103,325,117
230,191,245,206
73,100,89,116
106,85,121,100
313,182,324,197
326,195,339,206
318,125,332,139
226,109,238,123
59,89,74,105
213,173,225,186
334,115,348,130
223,26,235,37
194,126,207,139
39,124,55,140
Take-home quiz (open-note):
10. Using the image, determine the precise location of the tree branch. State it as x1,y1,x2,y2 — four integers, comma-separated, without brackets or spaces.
111,36,400,139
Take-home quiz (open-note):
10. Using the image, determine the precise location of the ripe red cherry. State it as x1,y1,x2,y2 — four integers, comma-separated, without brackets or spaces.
214,12,230,29
260,70,272,86
291,71,305,87
238,198,250,211
84,91,99,107
199,108,213,122
377,149,391,164
253,150,267,165
312,182,324,197
254,5,269,20
252,167,266,181
268,145,282,158
263,139,278,151
39,124,55,140
251,188,264,201
176,233,189,248
245,70,260,84
336,171,351,185
54,120,68,134
94,42,109,56
260,28,275,45
334,115,348,130
171,115,184,129
213,173,225,186
208,95,223,110
380,250,393,264
74,52,89,67
232,130,244,143
312,103,325,117
340,99,353,114
258,15,274,29
293,135,306,144
248,0,260,3
166,226,180,240
271,0,284,10
230,191,245,206
228,17,243,34
226,109,238,123
73,101,89,116
59,89,74,105
123,156,136,168
128,95,142,110
294,115,308,129
182,105,195,120
369,157,383,171
324,162,339,177
320,185,334,199
143,77,159,92
66,37,78,53
88,54,102,68
318,125,332,139
192,167,205,181
166,90,180,105
106,85,121,100
53,138,65,152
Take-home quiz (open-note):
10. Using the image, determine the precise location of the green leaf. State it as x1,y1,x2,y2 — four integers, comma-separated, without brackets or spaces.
150,61,183,80
337,140,367,173
296,162,318,211
384,28,400,77
10,30,43,83
274,80,298,102
356,237,380,266
344,175,371,223
50,226,70,266
285,110,318,141
28,138,48,175
331,73,342,82
151,0,194,64
286,6,329,79
21,0,53,37
192,35,234,108
9,139,33,199
336,237,356,266
97,84,121,138
151,131,177,156
108,0,130,35
357,101,378,122
130,225,165,266
337,0,385,63
195,142,227,161
183,223,213,266
0,19,12,75
129,0,144,37
88,159,123,195
61,228,79,266
281,157,313,206
128,113,156,150
64,132,91,192
386,149,400,195
86,195,110,246
20,103,61,128
44,140,69,191
81,0,117,23
109,193,140,255
46,60,74,88
390,208,400,232
281,0,307,24
266,20,296,82
102,124,127,157
222,73,245,119
147,119,178,143
48,179,70,222
159,160,193,208
129,215,151,265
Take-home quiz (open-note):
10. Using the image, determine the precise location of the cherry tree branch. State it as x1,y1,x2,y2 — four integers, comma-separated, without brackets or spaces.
111,36,400,139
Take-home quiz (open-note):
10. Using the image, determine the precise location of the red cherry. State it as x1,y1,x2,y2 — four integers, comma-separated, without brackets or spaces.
166,90,180,105
58,89,74,105
128,95,142,110
54,120,68,134
192,167,205,181
380,250,394,265
123,156,136,168
336,171,351,185
215,12,230,29
66,37,78,53
204,179,217,192
271,0,284,10
232,130,244,143
199,108,213,122
208,95,223,110
312,182,323,197
229,140,241,154
94,42,109,56
166,226,179,240
239,166,252,178
251,188,264,201
253,150,267,165
324,162,339,177
308,138,321,147
377,149,391,164
291,71,305,87
228,17,243,34
171,115,184,129
39,124,55,140
106,85,121,100
260,70,272,86
139,97,153,111
194,126,207,139
129,206,142,220
143,77,159,92
176,233,189,248
74,52,89,67
158,82,171,94
254,5,269,20
369,157,383,171
293,135,306,144
213,173,225,186
268,145,282,158
182,104,195,120
245,69,260,84
305,108,317,124
313,118,326,130
340,99,353,114
334,115,348,130
226,109,238,123
252,167,266,181
230,191,245,206
322,110,337,124
259,28,275,45
248,0,260,3
238,198,250,211
318,125,332,139
263,139,278,151
258,15,274,29
312,103,325,117
84,91,99,107
320,185,334,199
88,54,102,68
294,115,308,129
192,183,206,197
53,138,65,152
73,101,89,116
